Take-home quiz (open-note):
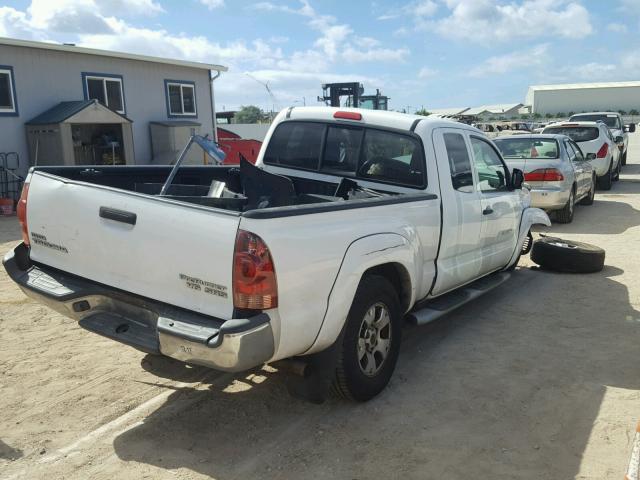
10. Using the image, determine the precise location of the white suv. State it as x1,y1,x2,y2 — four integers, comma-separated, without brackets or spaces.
542,121,620,190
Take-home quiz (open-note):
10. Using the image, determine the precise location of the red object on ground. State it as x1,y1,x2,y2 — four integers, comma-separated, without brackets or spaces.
217,128,262,165
0,197,14,216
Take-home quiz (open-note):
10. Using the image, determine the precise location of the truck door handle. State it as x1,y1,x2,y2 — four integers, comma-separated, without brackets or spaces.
482,206,494,215
99,207,137,225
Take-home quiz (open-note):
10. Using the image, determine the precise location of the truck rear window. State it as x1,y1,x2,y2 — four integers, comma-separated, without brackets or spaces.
264,121,426,188
543,127,599,142
263,122,324,170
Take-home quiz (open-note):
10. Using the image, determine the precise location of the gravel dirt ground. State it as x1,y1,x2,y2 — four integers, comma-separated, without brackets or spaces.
1,134,640,480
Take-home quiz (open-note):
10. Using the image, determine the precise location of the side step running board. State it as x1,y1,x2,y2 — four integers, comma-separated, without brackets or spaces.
407,272,512,325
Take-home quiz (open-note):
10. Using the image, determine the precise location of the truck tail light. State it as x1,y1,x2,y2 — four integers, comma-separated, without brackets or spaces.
233,230,278,310
596,143,609,158
16,181,30,246
525,168,564,182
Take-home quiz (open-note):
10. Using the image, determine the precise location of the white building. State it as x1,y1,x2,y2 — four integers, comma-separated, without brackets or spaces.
526,81,640,115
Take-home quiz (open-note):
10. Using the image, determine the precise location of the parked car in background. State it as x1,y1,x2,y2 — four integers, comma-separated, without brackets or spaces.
474,122,502,138
494,134,595,223
542,121,620,190
569,112,635,166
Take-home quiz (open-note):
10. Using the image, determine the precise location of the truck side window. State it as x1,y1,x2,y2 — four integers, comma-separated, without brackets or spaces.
263,122,324,170
470,137,508,193
443,133,474,193
322,126,363,174
358,129,425,187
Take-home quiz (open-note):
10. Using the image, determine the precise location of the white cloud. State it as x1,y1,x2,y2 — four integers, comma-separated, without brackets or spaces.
199,0,224,9
418,67,438,78
253,0,409,65
607,22,629,33
574,62,618,78
377,0,437,21
470,44,549,76
27,0,163,33
618,0,640,14
433,0,592,43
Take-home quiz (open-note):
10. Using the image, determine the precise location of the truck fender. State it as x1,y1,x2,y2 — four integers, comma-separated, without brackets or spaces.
505,207,551,268
303,233,419,355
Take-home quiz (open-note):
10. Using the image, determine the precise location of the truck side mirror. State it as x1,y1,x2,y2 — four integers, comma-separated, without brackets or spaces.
586,152,596,160
510,168,524,190
614,135,624,144
626,123,636,133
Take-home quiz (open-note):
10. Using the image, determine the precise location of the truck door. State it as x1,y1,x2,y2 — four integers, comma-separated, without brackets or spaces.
468,135,520,272
430,128,484,295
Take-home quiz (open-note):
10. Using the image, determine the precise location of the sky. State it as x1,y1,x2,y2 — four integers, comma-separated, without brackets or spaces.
0,0,638,113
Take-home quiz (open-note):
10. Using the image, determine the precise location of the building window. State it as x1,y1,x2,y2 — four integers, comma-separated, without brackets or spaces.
0,66,18,116
165,80,197,117
82,73,125,114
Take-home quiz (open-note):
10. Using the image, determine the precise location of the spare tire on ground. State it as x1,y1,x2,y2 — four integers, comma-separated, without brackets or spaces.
531,236,605,273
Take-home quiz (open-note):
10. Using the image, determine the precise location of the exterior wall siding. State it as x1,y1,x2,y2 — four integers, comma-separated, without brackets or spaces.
0,44,213,176
529,87,640,114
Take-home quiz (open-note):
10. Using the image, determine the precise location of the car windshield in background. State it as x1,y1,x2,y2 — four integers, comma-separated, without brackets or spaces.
570,114,621,129
544,127,599,142
494,138,559,159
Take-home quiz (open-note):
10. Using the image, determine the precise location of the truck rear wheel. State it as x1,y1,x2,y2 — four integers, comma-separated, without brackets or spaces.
332,275,402,401
598,162,613,191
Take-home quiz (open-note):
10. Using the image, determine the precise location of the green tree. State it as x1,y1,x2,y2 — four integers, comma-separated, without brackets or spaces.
545,113,553,119
629,109,639,116
556,112,566,118
618,110,627,115
568,111,575,116
533,112,542,119
414,108,431,116
235,105,265,124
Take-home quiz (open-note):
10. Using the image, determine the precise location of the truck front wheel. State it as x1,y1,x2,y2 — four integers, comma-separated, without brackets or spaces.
332,275,402,401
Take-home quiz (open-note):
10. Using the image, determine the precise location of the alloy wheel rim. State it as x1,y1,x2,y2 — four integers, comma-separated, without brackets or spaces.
357,302,392,377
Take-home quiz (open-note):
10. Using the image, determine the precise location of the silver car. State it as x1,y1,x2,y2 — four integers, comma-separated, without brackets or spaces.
494,134,596,223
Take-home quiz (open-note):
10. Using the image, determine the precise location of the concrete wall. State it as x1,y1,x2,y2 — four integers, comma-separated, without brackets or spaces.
528,87,640,114
0,43,214,176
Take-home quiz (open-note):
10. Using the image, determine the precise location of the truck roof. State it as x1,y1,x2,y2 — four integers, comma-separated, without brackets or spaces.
285,106,474,133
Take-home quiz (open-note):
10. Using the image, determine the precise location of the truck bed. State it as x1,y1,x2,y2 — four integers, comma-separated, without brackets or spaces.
32,163,435,217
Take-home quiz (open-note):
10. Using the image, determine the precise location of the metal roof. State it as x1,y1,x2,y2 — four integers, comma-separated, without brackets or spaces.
528,81,640,91
26,100,132,124
466,103,524,115
427,107,470,116
0,36,228,72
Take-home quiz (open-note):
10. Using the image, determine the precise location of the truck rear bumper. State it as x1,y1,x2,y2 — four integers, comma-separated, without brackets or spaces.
3,243,274,372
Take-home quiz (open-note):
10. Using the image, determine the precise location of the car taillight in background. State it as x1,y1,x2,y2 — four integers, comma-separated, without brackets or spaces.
233,230,278,310
16,181,30,246
524,168,564,182
596,143,609,158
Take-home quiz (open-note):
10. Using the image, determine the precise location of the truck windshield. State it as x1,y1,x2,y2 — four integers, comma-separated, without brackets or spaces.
494,138,559,159
543,127,599,142
569,114,621,129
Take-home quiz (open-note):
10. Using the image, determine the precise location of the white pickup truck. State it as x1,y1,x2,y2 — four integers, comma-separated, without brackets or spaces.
4,107,550,401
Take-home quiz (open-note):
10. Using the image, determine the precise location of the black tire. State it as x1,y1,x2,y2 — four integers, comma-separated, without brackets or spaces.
579,175,596,205
531,236,605,273
613,160,621,181
332,275,402,402
554,187,575,223
622,150,627,166
597,161,613,190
